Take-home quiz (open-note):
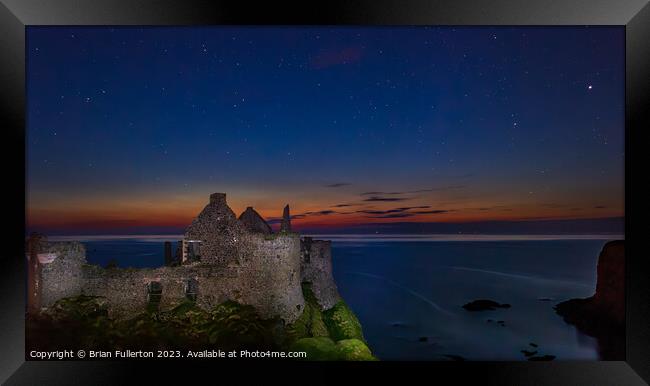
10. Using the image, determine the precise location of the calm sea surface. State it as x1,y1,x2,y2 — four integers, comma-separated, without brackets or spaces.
54,234,621,360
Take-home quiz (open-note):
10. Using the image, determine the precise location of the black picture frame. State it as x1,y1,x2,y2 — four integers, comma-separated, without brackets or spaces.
1,0,648,384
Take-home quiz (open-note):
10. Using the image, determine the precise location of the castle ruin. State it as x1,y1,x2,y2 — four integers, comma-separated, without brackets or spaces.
26,193,340,323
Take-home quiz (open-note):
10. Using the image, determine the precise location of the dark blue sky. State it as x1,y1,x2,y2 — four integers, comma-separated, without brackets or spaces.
26,27,624,234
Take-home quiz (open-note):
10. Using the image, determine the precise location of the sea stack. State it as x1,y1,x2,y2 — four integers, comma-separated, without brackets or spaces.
555,240,625,359
281,204,292,232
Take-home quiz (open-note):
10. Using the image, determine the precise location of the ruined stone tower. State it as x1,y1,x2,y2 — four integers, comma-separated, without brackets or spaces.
281,204,292,232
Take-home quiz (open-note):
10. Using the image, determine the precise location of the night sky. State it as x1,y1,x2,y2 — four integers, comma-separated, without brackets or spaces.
26,27,624,235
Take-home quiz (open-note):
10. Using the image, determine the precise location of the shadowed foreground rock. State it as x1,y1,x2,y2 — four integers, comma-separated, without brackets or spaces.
462,299,511,311
555,240,625,360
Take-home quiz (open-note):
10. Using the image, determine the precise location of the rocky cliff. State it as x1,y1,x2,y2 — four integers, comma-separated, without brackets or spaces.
555,240,625,360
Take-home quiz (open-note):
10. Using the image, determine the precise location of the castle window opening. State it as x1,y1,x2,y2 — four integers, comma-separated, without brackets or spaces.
188,241,201,261
147,281,163,311
179,240,202,263
184,278,199,301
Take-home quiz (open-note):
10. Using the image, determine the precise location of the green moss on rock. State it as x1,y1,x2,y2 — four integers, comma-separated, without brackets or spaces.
30,288,376,360
290,337,340,360
285,307,311,343
336,339,377,361
309,307,329,337
284,283,375,360
205,300,276,349
323,300,365,342
285,283,329,344
170,299,202,316
45,295,109,321
289,337,376,361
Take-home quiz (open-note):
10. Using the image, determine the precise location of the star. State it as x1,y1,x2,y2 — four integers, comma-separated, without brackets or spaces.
587,85,593,90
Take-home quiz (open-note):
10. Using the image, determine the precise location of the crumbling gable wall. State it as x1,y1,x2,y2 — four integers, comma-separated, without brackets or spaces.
239,207,272,235
184,193,246,265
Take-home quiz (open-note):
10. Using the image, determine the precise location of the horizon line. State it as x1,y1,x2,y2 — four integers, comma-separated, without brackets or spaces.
45,233,625,243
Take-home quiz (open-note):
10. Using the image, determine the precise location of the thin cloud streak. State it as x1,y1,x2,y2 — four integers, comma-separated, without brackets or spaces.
363,196,411,202
324,183,351,188
360,185,467,196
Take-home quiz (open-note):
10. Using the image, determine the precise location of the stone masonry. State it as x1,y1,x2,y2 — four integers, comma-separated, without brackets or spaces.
28,193,340,323
300,238,340,309
239,207,272,235
280,205,291,232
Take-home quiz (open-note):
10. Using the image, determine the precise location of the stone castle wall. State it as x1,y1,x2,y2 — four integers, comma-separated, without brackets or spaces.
40,242,86,307
300,238,340,309
234,233,304,321
32,193,339,324
81,264,188,319
34,234,306,323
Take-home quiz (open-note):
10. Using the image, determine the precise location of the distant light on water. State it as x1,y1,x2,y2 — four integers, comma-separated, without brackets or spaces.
304,234,624,243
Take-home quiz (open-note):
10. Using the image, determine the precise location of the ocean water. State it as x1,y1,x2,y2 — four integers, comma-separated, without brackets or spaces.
329,236,610,361
58,234,620,360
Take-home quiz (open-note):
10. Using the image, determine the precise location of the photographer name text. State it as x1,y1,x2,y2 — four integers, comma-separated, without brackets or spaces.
29,349,307,359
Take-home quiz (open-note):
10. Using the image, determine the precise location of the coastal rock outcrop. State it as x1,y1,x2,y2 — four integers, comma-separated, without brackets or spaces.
555,240,625,360
462,299,511,311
